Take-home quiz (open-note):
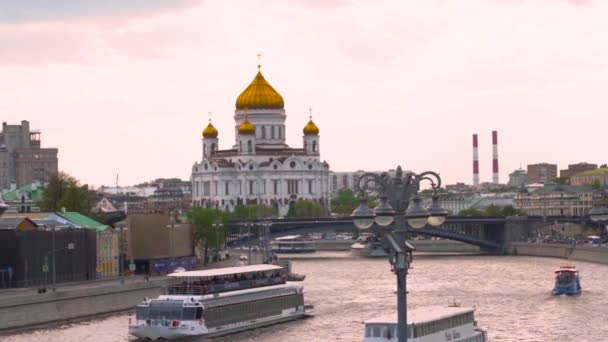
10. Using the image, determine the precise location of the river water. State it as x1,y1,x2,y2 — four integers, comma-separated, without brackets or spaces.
5,253,608,342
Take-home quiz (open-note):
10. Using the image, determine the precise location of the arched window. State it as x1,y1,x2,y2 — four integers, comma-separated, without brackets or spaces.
203,143,207,156
247,140,252,152
211,143,216,152
271,126,275,139
239,141,242,152
312,141,317,152
261,126,266,139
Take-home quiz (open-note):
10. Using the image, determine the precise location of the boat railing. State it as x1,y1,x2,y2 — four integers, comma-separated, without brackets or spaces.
167,276,286,295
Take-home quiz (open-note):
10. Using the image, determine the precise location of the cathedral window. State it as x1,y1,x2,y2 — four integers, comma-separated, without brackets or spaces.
279,126,283,139
225,182,230,195
273,180,279,194
249,180,254,195
247,140,252,152
287,180,298,194
239,141,242,152
211,143,216,152
271,126,275,139
261,126,266,139
290,161,296,169
308,180,313,194
312,141,317,153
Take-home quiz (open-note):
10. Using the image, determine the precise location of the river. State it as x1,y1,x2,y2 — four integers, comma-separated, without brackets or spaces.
5,253,608,342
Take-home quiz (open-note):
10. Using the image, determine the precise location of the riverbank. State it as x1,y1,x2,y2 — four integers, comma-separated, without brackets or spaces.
508,242,608,265
0,277,169,333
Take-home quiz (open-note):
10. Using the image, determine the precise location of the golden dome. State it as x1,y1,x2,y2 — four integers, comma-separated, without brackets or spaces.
238,119,256,135
202,121,218,138
235,68,284,110
303,118,319,136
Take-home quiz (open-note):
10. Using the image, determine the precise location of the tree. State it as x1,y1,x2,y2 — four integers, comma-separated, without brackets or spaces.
232,204,277,219
501,205,526,216
289,199,324,218
483,204,503,217
40,172,94,214
187,208,229,265
592,179,602,190
331,188,358,215
458,208,484,216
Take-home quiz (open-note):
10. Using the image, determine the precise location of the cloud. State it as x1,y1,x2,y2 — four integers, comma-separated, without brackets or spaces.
0,1,202,65
0,0,199,23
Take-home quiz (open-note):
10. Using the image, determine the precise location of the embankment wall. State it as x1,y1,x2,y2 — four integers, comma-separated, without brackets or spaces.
0,278,170,332
508,242,608,265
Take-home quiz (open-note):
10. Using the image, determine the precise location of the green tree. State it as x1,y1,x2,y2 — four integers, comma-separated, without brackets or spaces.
458,208,484,216
501,205,526,216
232,204,277,219
592,179,602,190
331,188,358,215
40,172,94,214
187,208,229,265
289,199,324,218
483,204,503,217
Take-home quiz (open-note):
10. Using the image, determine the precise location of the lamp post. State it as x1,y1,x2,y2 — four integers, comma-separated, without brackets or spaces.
350,166,446,342
212,219,223,261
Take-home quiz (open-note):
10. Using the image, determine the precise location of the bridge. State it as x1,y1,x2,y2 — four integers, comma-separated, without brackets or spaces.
225,215,593,252
226,216,513,251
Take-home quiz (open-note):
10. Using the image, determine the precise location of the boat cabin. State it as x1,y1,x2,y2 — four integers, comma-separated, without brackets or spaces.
167,264,286,295
364,306,486,342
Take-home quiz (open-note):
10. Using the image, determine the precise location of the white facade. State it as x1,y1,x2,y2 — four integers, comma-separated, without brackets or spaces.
190,69,331,216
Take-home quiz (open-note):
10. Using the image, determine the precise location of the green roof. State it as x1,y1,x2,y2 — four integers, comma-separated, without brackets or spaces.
1,184,44,201
57,212,109,232
577,168,608,176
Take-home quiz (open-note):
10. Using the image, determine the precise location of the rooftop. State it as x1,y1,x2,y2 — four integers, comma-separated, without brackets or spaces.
576,168,608,176
364,306,475,325
168,264,282,278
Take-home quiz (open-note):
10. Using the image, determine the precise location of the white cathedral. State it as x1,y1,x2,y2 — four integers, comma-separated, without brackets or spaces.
190,65,331,216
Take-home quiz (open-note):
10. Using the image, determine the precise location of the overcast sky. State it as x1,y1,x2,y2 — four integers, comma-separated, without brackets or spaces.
1,0,606,188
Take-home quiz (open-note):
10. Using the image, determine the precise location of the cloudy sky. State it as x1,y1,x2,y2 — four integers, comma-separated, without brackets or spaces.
1,0,606,187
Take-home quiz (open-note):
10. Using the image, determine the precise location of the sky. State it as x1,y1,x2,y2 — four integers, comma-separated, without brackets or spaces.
1,0,606,188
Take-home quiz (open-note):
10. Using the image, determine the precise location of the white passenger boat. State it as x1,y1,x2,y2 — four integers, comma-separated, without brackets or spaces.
351,234,387,257
128,264,311,340
271,235,316,254
363,306,487,342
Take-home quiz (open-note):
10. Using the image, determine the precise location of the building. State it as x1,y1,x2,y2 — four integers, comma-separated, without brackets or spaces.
527,163,558,184
127,213,197,274
560,162,597,179
1,181,44,213
190,65,331,216
425,193,514,215
330,169,403,196
445,183,472,192
508,168,528,188
0,121,58,188
570,168,608,186
514,184,594,217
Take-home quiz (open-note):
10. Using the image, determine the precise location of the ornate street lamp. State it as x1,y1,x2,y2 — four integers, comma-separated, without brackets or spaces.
350,166,445,342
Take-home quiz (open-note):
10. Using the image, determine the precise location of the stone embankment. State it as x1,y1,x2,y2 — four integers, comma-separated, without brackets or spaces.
314,239,480,252
0,277,170,332
508,242,608,265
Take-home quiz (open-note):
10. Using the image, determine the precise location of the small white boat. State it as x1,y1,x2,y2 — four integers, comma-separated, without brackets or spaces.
351,234,387,257
271,235,316,254
363,306,487,342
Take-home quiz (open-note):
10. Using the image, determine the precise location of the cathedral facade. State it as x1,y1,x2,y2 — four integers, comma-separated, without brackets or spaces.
190,66,331,216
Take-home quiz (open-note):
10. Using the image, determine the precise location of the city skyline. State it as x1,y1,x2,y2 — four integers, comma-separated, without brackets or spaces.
1,0,607,187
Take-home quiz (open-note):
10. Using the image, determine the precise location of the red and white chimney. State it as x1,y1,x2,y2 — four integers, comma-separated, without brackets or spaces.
473,134,479,186
492,130,499,184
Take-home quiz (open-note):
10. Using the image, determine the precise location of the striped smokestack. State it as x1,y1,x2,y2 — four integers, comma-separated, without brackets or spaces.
492,130,499,184
473,134,479,186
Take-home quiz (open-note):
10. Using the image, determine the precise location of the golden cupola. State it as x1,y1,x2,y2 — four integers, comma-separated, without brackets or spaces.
235,67,284,110
303,117,319,136
238,118,256,135
202,120,218,138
